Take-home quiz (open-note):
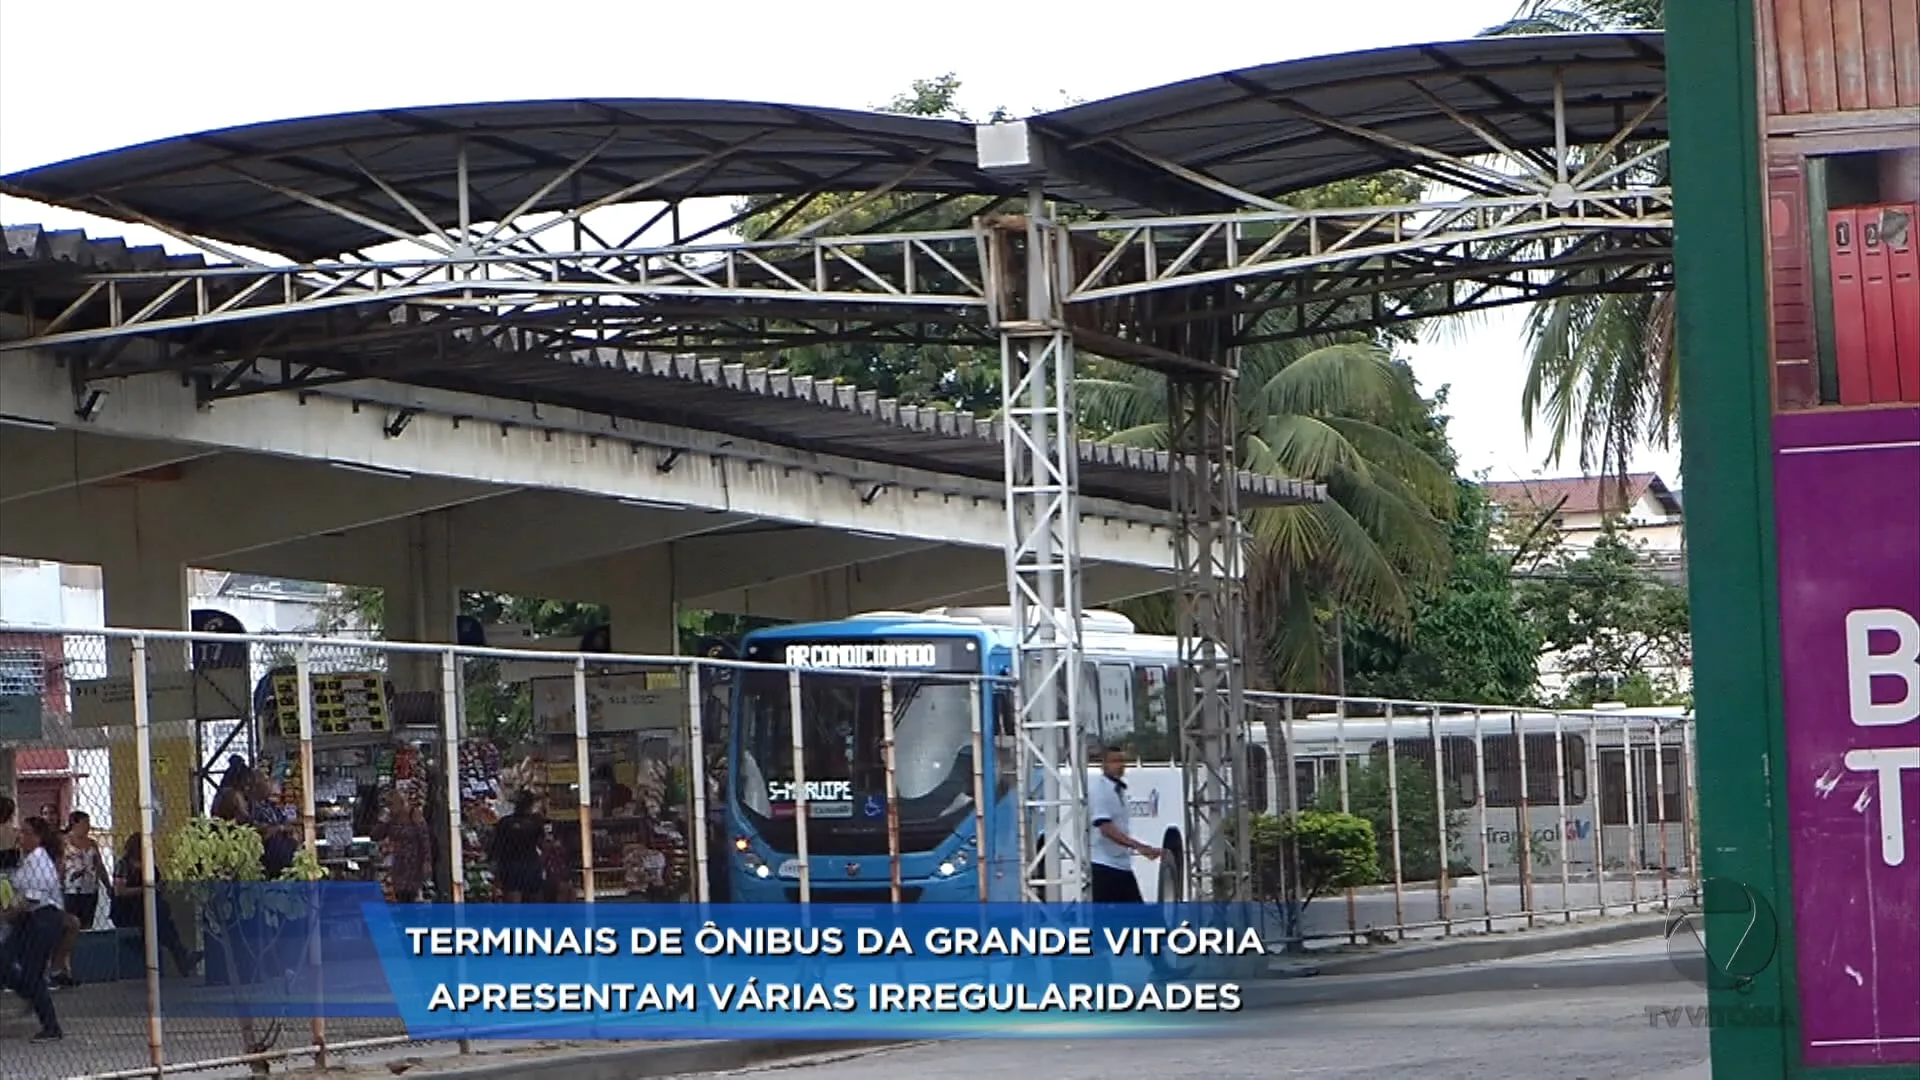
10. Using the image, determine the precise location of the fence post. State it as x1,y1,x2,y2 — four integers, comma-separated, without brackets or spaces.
1621,718,1640,913
969,677,990,904
1470,710,1492,934
1279,697,1302,947
1429,706,1450,934
1334,700,1356,944
881,675,901,904
1382,704,1405,940
293,644,327,1067
131,635,166,1077
1585,713,1607,917
572,658,596,904
1682,719,1701,895
437,648,472,1056
1511,712,1534,929
1652,721,1671,907
1552,711,1571,922
787,668,811,904
686,660,711,906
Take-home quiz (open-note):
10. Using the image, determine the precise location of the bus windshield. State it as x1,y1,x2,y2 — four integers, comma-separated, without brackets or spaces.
734,668,977,851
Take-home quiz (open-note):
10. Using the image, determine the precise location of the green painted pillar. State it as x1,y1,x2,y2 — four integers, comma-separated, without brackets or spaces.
1668,3,1920,1078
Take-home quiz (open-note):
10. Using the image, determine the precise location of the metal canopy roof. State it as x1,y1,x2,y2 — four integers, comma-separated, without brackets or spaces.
0,32,1667,259
0,224,1320,510
0,100,1001,260
1033,32,1667,203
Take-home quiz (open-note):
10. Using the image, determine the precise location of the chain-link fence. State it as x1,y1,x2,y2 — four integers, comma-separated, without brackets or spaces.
0,623,1009,1078
0,622,1698,1077
1248,691,1698,948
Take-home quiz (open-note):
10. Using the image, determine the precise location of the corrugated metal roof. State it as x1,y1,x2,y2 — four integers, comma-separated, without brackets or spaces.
1033,32,1667,201
0,33,1667,258
0,100,1010,261
0,224,1323,511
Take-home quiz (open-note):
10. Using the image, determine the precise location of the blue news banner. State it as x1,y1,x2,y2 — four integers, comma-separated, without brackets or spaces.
188,883,1273,1038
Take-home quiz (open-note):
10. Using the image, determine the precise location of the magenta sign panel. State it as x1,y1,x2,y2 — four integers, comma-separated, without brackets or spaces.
1774,406,1920,1067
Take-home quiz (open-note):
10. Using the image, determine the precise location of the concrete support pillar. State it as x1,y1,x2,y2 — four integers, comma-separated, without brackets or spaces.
99,516,195,851
378,511,461,692
603,549,678,657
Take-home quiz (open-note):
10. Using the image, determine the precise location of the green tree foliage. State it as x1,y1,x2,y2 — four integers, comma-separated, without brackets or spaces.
1514,520,1691,706
1251,809,1377,911
163,817,326,1066
728,75,1024,415
1342,482,1542,705
1482,0,1673,479
1312,756,1466,882
1081,339,1458,689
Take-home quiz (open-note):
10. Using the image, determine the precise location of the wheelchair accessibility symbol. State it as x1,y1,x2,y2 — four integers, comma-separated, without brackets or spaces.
864,796,886,819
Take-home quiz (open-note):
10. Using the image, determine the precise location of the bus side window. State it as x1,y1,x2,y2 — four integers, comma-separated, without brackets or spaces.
1133,664,1169,760
1247,742,1270,815
992,685,1018,799
1294,759,1319,810
1563,735,1588,804
1097,663,1133,747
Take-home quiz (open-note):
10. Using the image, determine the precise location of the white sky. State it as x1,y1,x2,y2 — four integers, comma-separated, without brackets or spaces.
0,0,1680,485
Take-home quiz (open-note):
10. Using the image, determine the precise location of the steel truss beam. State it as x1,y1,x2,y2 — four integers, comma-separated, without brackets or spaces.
1168,372,1251,903
0,186,1666,359
986,193,1087,903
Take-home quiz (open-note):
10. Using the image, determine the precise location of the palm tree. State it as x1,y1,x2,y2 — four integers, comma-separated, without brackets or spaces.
1075,335,1458,688
1482,0,1673,479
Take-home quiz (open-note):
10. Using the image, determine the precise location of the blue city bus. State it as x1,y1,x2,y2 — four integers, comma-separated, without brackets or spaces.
724,609,1201,903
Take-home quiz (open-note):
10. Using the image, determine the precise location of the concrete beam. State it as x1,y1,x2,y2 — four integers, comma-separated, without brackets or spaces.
671,528,941,598
688,546,1170,621
0,454,502,564
500,528,933,608
208,493,753,589
0,428,217,505
0,350,1176,569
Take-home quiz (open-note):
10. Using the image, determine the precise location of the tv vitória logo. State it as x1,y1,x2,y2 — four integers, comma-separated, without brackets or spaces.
1664,877,1779,991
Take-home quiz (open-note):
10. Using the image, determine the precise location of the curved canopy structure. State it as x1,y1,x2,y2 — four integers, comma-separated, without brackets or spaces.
1,101,996,260
1,32,1668,260
1034,31,1666,206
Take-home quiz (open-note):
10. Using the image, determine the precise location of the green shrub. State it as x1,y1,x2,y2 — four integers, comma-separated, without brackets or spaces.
1312,757,1465,883
1250,809,1376,910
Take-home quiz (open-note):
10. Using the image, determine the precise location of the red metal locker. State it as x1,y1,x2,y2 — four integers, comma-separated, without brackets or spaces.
1769,156,1816,408
1829,209,1873,404
1859,207,1904,402
1881,203,1920,402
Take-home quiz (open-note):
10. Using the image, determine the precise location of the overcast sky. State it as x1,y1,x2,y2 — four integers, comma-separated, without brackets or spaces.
0,0,1681,484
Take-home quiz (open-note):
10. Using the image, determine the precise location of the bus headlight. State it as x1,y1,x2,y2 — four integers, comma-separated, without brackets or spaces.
938,861,956,877
738,848,771,878
937,849,969,876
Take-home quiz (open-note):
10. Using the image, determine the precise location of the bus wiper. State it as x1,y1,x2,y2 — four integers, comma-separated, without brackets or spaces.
890,677,927,725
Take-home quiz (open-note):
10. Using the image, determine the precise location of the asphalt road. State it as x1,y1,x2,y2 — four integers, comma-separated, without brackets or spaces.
685,986,1713,1080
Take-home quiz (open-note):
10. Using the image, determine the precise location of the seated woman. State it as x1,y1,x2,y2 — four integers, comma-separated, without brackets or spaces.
110,833,200,977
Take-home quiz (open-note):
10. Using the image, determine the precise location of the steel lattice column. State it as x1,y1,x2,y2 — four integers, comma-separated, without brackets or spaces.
989,189,1088,903
1169,372,1252,903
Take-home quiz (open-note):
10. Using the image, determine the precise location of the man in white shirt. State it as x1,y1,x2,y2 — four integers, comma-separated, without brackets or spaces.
5,817,66,1040
1088,745,1160,902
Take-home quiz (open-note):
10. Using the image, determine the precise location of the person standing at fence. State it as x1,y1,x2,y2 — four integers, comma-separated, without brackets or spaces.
0,796,17,874
4,816,66,1040
489,791,547,903
372,791,432,903
110,832,200,976
1088,745,1160,902
46,810,106,989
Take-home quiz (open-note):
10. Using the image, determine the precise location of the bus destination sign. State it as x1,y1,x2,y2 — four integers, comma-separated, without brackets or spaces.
771,638,978,672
